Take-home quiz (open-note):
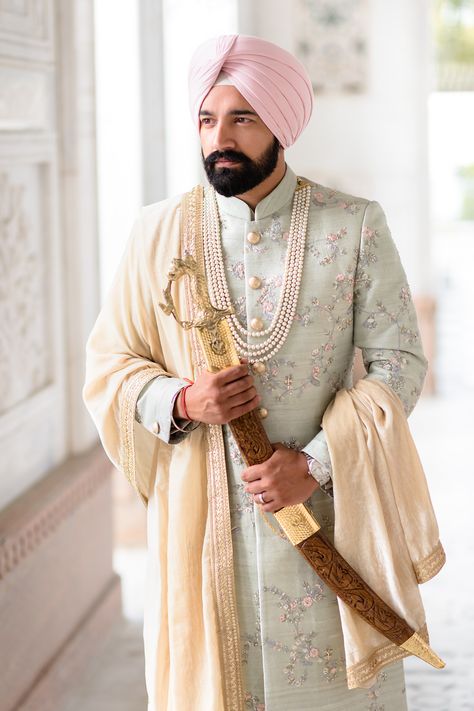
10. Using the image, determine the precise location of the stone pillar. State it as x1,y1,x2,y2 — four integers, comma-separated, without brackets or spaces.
139,0,167,205
0,2,121,709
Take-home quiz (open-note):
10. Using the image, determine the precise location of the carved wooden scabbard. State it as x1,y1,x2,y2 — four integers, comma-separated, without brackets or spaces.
230,402,414,647
298,532,416,644
228,407,443,667
160,245,445,672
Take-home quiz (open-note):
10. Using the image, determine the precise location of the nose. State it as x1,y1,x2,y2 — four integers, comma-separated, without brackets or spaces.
212,120,236,152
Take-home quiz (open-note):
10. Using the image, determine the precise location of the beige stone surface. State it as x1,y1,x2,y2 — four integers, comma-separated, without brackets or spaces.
17,577,122,711
0,447,119,711
57,620,147,711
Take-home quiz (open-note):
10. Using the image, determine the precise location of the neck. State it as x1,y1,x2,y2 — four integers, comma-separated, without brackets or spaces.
235,154,287,211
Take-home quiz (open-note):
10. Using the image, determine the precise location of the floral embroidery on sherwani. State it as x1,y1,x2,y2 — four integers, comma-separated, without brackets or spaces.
217,167,417,709
262,582,346,686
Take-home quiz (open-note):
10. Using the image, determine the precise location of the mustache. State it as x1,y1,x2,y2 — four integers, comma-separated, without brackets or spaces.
205,150,250,166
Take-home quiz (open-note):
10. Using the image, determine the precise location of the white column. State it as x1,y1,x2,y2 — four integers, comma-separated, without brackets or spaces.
94,0,142,296
139,0,167,205
57,0,102,455
162,0,239,197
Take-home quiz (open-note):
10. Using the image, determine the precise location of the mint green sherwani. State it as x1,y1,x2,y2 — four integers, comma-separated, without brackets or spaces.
136,165,427,709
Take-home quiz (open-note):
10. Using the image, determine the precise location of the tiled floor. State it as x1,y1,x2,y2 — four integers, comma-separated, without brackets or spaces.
59,620,147,711
61,394,472,711
403,395,474,711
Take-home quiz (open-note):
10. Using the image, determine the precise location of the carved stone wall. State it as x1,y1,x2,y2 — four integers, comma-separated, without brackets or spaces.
0,169,51,414
0,1,53,62
0,2,121,709
0,0,67,509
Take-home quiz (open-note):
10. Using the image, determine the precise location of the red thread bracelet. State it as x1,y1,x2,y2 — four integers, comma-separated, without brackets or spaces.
181,378,194,420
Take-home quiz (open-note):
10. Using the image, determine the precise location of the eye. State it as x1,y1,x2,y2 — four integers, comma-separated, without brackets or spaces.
235,117,251,123
200,117,214,125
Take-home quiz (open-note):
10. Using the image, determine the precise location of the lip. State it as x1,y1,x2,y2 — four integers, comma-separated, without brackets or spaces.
215,159,240,166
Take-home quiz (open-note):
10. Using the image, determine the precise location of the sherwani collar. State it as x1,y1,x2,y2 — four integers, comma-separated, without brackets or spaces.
214,164,297,221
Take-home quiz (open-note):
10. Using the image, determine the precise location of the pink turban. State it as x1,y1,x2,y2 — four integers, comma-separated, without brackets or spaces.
188,34,314,149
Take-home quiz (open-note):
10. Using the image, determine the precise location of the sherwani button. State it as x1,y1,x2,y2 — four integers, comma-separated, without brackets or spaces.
247,231,261,244
258,407,268,419
253,361,266,374
250,317,264,331
248,276,262,289
151,421,160,434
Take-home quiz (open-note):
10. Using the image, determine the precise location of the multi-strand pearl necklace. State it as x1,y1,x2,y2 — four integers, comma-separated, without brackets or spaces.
203,180,312,362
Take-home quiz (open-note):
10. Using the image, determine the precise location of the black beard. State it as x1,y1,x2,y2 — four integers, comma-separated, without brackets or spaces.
202,137,281,197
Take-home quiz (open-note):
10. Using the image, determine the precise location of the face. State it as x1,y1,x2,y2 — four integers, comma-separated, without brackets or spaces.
199,85,282,197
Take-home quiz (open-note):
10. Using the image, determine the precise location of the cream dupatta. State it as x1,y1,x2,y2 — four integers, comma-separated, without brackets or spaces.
83,189,245,710
323,378,446,688
83,187,445,706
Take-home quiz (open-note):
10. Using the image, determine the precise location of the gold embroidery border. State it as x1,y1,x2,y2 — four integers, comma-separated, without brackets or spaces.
414,540,446,584
182,186,245,711
346,622,429,689
119,366,166,506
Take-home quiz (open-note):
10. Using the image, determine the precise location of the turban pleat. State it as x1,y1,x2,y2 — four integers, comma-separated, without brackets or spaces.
188,34,314,148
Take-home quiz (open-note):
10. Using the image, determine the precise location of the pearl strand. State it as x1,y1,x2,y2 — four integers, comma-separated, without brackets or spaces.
205,186,310,339
204,185,310,360
203,182,311,362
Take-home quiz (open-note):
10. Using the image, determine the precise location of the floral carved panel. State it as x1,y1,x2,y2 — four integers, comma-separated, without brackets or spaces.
294,0,369,93
0,168,51,415
0,66,49,130
0,0,50,42
0,0,53,62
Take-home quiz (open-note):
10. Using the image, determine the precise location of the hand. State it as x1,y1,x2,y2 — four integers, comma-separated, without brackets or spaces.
181,363,260,425
241,442,319,513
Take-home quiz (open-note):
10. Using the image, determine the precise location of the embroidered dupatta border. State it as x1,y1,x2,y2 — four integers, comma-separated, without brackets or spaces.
346,622,429,689
414,540,446,583
182,185,245,711
347,541,445,687
119,366,167,506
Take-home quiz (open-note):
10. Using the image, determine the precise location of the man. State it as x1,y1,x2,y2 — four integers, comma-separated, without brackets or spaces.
83,34,429,710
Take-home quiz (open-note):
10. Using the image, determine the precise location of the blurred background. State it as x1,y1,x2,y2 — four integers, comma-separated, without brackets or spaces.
0,1,473,709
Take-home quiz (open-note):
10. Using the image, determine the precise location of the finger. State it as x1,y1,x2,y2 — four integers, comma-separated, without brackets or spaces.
228,393,261,420
253,488,274,502
217,364,249,384
261,501,279,513
224,374,255,397
227,386,258,408
245,480,265,494
247,484,262,496
241,465,263,483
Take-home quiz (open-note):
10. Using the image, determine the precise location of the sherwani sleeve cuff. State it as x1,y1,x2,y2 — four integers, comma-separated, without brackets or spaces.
135,375,200,444
301,429,334,497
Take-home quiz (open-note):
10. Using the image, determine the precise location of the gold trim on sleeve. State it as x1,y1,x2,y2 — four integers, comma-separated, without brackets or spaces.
119,366,167,506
